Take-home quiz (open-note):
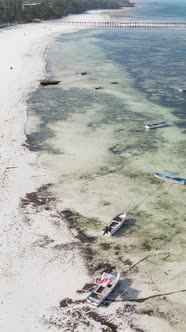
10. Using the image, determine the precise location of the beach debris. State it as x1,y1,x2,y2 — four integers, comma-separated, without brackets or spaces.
116,289,186,303
77,283,95,294
20,184,54,208
10,66,13,69
81,71,88,75
110,81,119,84
59,298,85,308
5,166,17,169
32,235,55,248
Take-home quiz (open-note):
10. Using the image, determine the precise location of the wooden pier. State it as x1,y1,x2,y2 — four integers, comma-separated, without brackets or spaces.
46,20,186,29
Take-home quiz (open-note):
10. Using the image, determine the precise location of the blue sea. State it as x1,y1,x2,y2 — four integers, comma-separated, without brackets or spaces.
129,0,186,20
29,0,186,244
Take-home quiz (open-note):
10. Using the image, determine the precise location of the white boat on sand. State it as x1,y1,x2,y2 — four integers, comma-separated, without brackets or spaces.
145,121,167,129
102,212,127,236
87,272,120,306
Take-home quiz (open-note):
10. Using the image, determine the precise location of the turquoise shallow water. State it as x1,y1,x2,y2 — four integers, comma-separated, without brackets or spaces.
26,6,186,329
129,0,186,20
30,27,186,149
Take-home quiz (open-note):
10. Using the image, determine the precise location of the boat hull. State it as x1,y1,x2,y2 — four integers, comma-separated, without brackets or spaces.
103,212,127,236
178,88,186,92
154,172,186,184
40,80,60,86
110,218,125,235
145,122,167,129
87,272,120,306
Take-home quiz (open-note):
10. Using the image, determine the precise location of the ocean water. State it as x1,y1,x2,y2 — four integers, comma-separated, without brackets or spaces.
29,2,186,252
129,0,186,20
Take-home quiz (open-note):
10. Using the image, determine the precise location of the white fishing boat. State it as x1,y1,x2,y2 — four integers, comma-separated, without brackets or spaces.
178,88,186,92
145,121,167,129
87,272,120,306
154,172,186,184
102,212,127,236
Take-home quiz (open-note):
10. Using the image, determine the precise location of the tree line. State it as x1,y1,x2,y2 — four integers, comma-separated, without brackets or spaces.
0,0,133,24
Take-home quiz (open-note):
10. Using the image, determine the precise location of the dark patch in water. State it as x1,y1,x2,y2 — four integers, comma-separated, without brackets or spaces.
25,131,62,154
60,209,101,234
99,242,112,250
29,84,166,154
175,120,186,130
76,230,96,243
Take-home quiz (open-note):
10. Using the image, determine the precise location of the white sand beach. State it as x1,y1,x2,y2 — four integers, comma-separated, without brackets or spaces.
0,21,91,332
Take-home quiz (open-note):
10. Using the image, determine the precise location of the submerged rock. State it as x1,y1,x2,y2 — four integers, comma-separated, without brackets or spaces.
110,81,119,84
94,86,104,90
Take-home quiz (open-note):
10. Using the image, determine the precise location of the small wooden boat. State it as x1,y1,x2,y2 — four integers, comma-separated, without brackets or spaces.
40,80,60,86
145,121,167,129
154,172,186,184
178,88,186,93
87,272,120,306
102,212,127,236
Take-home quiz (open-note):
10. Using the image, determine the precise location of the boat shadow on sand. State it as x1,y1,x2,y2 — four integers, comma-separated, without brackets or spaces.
113,218,137,238
101,277,140,307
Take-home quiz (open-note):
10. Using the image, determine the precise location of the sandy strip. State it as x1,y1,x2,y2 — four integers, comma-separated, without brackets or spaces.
0,21,91,332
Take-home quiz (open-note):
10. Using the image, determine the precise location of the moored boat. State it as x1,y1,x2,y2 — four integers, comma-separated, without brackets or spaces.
154,172,186,184
40,80,60,86
178,88,186,93
145,121,167,129
102,212,127,236
87,272,120,306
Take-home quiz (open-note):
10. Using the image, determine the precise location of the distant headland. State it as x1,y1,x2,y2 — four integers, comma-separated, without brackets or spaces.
0,0,134,25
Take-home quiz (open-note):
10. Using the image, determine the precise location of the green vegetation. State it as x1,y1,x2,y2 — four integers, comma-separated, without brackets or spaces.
0,0,133,24
61,209,101,231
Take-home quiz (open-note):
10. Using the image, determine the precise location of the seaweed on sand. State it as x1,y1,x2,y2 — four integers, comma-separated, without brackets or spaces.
25,131,62,154
86,311,118,332
60,209,101,233
20,184,54,208
45,303,118,331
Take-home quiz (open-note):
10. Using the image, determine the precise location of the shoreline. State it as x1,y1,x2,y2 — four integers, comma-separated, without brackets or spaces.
0,21,91,332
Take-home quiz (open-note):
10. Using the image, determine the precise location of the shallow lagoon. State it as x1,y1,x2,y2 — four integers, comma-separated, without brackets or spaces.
24,5,186,329
28,26,186,257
